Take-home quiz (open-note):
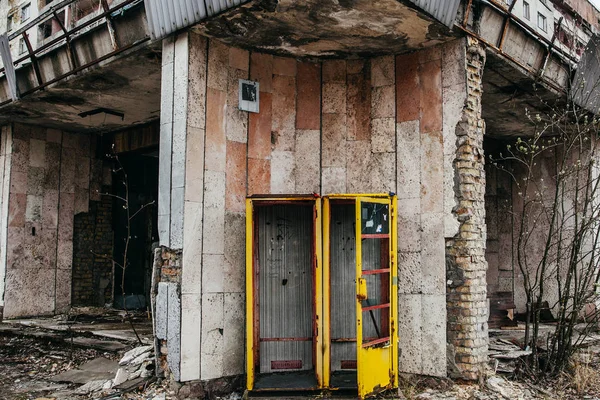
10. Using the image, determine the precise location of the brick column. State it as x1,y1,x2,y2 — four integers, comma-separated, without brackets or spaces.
445,37,489,380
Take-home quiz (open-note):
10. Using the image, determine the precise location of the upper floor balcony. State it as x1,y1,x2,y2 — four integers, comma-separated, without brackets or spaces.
0,0,597,135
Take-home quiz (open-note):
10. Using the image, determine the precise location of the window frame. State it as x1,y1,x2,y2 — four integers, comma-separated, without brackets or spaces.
523,1,530,20
21,3,31,22
538,12,548,32
7,13,14,32
18,38,27,55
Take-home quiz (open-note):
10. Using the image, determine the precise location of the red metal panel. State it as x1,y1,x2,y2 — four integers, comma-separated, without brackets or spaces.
340,360,357,370
362,337,391,348
362,303,390,312
361,268,390,275
271,360,303,370
361,234,390,239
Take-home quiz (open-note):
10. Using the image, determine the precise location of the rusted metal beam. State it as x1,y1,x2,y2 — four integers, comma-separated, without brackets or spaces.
19,38,149,97
485,0,578,64
9,0,76,40
462,0,474,27
53,10,79,71
539,17,562,79
0,0,139,74
454,24,565,94
21,32,43,87
497,0,517,50
100,0,119,51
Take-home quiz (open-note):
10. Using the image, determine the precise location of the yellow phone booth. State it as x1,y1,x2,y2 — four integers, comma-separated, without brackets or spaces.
245,194,398,399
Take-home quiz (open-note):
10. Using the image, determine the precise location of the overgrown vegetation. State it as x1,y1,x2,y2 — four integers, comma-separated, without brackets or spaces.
490,71,600,378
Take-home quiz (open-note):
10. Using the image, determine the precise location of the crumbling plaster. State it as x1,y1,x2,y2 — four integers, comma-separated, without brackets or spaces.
445,37,489,380
193,0,458,58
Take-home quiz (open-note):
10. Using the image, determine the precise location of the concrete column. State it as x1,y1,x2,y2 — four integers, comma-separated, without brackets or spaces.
445,36,489,380
158,31,209,382
0,125,12,319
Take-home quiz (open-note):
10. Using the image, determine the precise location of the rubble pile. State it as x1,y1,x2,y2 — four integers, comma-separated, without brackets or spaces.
73,345,156,397
113,345,155,386
488,337,531,374
413,376,542,399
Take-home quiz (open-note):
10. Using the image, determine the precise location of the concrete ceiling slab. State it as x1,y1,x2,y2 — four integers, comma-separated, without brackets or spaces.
483,52,564,138
0,43,162,133
193,0,459,58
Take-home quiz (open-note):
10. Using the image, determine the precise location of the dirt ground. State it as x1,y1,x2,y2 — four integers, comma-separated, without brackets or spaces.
0,319,599,400
0,333,170,400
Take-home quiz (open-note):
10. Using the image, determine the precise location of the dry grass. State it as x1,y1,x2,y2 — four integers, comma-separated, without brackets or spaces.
571,361,600,396
398,376,419,400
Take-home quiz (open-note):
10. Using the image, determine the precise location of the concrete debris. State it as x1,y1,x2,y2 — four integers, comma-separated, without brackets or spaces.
119,344,153,365
486,376,522,399
488,336,531,374
50,357,119,384
112,367,129,387
111,344,155,389
216,393,243,400
70,337,128,352
492,350,532,360
74,379,111,394
413,376,540,400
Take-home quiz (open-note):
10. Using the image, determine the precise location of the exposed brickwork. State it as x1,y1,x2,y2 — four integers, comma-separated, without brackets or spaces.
160,247,182,283
154,247,182,379
445,37,489,380
72,186,114,306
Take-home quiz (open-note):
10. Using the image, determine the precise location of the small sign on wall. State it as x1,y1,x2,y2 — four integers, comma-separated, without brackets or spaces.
239,79,259,113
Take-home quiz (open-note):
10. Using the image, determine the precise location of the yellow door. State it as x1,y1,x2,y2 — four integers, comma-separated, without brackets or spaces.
245,196,323,391
354,196,398,399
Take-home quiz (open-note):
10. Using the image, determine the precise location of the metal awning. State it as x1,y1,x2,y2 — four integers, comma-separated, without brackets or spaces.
144,0,250,41
144,0,461,41
407,0,462,28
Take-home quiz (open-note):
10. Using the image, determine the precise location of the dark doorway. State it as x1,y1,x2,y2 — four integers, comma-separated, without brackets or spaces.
112,151,158,309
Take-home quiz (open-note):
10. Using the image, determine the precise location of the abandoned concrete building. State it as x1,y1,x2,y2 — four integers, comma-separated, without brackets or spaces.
0,0,598,397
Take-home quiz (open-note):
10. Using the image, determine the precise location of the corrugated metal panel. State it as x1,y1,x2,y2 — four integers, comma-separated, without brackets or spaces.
258,205,314,373
0,35,18,101
330,204,357,372
145,0,248,40
407,0,462,28
572,34,600,113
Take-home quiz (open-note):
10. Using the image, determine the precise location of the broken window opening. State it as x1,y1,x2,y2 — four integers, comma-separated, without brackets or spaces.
39,10,65,40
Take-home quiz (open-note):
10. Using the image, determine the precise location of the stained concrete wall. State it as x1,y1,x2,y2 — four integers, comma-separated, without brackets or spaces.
484,139,515,305
396,40,467,377
0,125,13,318
0,123,102,319
486,143,578,316
158,32,469,382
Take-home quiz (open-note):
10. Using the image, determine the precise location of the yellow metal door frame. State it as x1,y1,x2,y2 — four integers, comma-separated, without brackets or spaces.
245,196,323,391
246,194,397,395
354,196,398,399
322,194,398,397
